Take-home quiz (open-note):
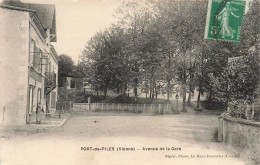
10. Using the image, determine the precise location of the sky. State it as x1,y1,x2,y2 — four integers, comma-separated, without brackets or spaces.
22,0,122,63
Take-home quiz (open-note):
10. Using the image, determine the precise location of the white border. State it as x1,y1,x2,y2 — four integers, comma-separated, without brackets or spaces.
204,0,213,39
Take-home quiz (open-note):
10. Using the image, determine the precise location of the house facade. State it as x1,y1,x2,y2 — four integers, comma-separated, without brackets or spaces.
0,1,58,125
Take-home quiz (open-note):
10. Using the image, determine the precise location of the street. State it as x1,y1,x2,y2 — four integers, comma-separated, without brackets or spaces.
1,0,259,165
0,110,248,165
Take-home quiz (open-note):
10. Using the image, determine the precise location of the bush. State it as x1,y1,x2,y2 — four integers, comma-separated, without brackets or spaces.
228,100,247,119
108,95,171,104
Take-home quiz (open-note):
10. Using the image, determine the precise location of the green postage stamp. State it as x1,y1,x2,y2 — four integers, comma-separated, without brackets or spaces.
204,0,246,42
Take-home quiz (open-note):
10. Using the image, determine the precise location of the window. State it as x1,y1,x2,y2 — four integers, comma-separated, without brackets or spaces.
37,88,41,107
70,79,76,88
34,46,41,71
51,92,56,108
30,39,35,66
33,42,37,67
45,53,49,73
30,39,42,72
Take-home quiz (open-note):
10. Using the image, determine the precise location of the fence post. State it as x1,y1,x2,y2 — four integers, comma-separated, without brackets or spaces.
88,97,91,111
246,104,249,119
159,104,161,114
252,103,255,119
162,104,164,114
2,106,5,125
167,104,169,112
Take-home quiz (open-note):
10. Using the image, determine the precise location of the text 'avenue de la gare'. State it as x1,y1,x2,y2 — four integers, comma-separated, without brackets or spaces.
81,147,182,151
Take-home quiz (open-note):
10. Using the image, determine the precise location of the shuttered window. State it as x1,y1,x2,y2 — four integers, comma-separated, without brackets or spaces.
30,39,35,66
34,46,41,71
30,39,42,72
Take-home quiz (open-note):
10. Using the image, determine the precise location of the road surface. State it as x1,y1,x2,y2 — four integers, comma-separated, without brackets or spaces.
0,110,248,165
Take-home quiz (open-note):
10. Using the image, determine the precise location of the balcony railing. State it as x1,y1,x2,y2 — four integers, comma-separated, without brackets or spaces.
45,72,57,94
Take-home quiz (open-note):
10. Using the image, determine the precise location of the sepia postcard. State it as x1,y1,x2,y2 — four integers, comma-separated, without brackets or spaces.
0,0,259,164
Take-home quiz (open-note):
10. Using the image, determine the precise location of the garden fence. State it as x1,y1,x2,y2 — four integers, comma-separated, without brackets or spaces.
73,103,178,114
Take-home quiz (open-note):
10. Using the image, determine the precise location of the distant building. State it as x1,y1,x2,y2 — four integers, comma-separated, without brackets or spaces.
82,82,94,94
66,77,76,90
0,0,58,125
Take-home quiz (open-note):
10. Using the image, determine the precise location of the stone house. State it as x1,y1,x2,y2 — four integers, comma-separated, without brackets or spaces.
0,0,58,125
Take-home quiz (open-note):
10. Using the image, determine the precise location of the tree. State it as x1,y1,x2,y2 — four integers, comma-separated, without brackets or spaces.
151,0,208,111
80,25,130,98
114,1,139,101
78,0,259,115
58,54,75,87
208,0,260,105
211,53,259,118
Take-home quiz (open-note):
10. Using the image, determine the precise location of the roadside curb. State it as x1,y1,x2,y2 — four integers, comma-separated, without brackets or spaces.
57,113,71,127
37,113,71,128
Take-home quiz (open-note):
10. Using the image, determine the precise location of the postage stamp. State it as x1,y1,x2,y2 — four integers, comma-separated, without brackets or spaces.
204,0,246,42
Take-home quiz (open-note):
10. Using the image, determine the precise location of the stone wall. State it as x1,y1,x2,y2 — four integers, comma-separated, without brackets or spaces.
219,114,260,165
0,8,29,125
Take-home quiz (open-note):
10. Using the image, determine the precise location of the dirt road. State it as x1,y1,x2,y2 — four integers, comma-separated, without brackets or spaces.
0,110,247,165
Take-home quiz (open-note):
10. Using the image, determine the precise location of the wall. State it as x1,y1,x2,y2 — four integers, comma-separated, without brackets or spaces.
219,114,260,165
0,8,29,125
29,16,48,116
29,17,58,117
48,48,58,112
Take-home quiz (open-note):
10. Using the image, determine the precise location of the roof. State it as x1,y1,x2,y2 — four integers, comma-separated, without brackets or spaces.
2,0,57,42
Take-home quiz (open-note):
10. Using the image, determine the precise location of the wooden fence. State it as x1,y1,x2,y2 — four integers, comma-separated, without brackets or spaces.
73,103,178,114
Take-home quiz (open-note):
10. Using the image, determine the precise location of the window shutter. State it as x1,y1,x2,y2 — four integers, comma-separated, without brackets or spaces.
35,46,41,71
30,40,35,66
33,42,37,67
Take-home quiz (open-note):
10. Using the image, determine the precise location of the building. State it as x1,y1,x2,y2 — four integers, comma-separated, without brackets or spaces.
0,0,58,125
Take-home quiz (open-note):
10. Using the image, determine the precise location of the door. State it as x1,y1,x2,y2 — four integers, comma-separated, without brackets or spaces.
37,88,41,113
26,85,34,123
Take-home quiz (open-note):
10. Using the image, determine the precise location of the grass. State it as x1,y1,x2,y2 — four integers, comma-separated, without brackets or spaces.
200,101,227,110
74,94,171,104
187,100,227,114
